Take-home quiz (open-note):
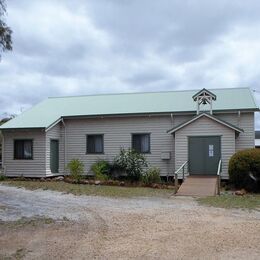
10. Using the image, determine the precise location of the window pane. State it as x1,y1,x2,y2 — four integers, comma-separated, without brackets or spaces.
132,134,150,153
141,134,150,153
87,136,95,153
132,135,141,152
24,140,32,159
95,135,103,153
87,135,103,153
14,140,24,159
14,140,33,159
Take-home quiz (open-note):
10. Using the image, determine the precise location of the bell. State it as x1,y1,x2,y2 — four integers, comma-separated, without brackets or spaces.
202,99,207,105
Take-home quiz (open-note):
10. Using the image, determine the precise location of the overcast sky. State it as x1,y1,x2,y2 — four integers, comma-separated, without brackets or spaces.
0,0,259,128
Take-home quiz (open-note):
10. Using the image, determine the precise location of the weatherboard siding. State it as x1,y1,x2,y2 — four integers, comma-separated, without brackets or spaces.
1,111,255,178
64,116,184,176
234,113,255,151
217,112,255,151
2,130,46,177
56,111,253,179
46,123,65,176
175,116,235,179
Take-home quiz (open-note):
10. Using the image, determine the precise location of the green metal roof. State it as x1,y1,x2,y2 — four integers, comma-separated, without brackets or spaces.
0,87,258,130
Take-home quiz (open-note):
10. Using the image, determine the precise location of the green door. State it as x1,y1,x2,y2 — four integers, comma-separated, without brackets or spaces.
50,140,59,173
189,136,221,175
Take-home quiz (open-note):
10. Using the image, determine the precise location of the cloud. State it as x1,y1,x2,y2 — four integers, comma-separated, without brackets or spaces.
0,0,259,128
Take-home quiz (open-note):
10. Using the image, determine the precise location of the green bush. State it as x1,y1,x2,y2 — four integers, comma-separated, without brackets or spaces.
229,148,260,192
142,167,161,185
67,159,84,182
114,148,148,181
0,174,6,181
91,160,110,181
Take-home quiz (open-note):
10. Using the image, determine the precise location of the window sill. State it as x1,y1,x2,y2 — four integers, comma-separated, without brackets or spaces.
134,151,151,154
86,153,105,155
13,159,33,160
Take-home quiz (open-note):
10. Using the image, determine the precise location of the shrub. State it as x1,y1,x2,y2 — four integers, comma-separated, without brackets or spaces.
67,159,84,182
91,160,110,181
114,148,148,181
229,148,260,192
142,167,161,185
0,174,6,181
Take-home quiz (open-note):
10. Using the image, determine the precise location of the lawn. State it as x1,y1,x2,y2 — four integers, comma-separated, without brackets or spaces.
0,180,174,198
197,194,260,210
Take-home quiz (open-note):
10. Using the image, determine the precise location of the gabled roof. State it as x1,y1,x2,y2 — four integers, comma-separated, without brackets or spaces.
0,87,258,130
192,88,217,101
167,112,244,134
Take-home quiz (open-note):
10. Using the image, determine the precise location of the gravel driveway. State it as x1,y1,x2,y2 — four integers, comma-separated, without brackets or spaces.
0,184,260,259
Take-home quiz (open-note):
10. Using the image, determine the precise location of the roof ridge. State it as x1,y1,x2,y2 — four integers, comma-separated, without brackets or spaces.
48,87,251,99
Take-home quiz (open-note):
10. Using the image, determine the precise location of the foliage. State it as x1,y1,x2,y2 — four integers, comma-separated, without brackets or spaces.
0,115,15,125
142,167,161,185
0,0,12,59
229,148,260,192
91,160,110,181
113,148,148,181
66,159,84,182
0,173,6,181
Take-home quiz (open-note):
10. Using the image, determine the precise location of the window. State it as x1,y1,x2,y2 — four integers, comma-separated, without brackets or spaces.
132,134,150,153
87,135,104,154
14,140,33,159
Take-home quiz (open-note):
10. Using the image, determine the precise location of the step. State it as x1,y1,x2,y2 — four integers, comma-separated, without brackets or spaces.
176,176,218,197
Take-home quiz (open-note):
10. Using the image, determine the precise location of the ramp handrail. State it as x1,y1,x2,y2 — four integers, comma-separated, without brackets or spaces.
216,159,222,195
174,161,188,193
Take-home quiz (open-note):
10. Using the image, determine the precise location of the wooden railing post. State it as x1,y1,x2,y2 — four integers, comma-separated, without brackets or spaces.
217,175,220,195
174,173,178,194
216,159,222,196
174,161,188,194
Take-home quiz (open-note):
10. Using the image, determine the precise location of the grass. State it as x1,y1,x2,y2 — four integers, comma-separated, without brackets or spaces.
1,180,173,198
197,194,260,210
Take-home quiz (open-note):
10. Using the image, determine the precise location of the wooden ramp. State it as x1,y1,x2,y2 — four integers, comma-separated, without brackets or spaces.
176,176,218,196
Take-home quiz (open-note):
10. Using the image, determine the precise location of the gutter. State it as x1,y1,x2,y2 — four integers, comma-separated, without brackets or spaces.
61,108,259,121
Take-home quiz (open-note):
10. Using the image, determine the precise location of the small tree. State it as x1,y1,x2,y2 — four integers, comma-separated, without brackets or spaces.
67,159,84,183
0,0,12,60
114,148,148,181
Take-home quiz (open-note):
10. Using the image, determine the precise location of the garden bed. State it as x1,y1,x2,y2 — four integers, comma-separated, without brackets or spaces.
63,176,175,189
0,180,174,198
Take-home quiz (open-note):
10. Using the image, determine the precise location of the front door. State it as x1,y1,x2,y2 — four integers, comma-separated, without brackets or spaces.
50,139,59,173
189,136,221,175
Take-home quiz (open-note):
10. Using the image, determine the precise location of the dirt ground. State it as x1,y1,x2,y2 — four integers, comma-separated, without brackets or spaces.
0,185,260,259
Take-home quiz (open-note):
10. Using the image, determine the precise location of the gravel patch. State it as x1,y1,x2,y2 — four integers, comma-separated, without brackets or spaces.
0,184,259,259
